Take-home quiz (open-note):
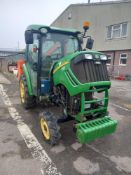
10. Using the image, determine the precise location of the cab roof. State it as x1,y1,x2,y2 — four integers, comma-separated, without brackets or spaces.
26,24,81,35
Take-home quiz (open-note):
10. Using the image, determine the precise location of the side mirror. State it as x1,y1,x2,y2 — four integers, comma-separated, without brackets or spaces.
25,30,33,44
86,38,94,50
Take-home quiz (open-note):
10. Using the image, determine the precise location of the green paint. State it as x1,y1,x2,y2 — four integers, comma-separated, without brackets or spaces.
76,116,118,143
22,64,33,96
75,88,109,122
53,50,111,128
53,51,111,96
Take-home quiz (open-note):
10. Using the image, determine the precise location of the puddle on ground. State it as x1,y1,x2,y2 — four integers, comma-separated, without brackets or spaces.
73,156,100,174
110,155,131,173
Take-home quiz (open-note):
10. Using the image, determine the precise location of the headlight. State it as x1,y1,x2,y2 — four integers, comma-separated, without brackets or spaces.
100,55,107,60
85,54,93,59
40,28,48,34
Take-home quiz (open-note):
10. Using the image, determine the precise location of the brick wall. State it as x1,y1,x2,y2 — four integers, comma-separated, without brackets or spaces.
102,50,131,76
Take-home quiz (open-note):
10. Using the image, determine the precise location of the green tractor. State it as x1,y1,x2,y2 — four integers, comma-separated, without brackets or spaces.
19,22,117,145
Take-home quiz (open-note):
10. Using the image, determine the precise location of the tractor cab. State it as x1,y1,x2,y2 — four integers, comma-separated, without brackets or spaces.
24,25,82,97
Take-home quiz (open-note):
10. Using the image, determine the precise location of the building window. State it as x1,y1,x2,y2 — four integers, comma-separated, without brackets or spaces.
106,55,112,65
107,23,127,39
68,12,72,20
119,53,127,66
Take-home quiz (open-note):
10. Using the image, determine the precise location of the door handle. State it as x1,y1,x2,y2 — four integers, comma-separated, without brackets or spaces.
32,62,38,71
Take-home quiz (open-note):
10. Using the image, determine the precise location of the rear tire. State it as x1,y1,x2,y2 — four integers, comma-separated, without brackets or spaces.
19,75,36,109
39,111,61,145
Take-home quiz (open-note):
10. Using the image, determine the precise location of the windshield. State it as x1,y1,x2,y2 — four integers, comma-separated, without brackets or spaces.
42,33,79,59
41,32,79,77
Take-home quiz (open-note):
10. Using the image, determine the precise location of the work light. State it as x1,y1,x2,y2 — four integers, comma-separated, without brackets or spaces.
100,55,107,60
85,54,93,59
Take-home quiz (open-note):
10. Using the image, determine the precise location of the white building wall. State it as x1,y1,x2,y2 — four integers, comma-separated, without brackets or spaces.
51,1,131,51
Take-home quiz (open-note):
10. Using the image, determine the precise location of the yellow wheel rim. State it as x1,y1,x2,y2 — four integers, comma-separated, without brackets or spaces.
20,81,25,103
40,118,50,140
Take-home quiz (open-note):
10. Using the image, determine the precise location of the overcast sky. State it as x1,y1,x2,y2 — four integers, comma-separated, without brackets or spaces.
0,0,119,50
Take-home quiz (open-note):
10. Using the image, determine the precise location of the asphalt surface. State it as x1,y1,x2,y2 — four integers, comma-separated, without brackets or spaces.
0,72,131,175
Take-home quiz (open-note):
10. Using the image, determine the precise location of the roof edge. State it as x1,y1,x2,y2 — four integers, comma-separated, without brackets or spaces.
70,0,131,7
51,0,131,26
26,24,80,35
50,5,72,26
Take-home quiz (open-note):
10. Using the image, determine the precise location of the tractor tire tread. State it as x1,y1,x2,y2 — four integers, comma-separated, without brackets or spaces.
39,111,61,145
20,75,36,109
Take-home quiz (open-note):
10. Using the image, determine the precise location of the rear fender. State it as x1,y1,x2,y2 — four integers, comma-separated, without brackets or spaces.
22,64,33,96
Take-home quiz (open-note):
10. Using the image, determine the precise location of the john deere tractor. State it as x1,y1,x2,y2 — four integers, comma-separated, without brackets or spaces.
19,22,117,145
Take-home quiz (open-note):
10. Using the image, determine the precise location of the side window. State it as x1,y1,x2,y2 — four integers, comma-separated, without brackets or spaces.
119,53,128,66
41,40,62,78
107,22,128,40
28,34,39,64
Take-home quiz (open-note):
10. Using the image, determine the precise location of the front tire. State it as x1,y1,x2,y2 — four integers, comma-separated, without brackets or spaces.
39,111,61,145
19,75,36,109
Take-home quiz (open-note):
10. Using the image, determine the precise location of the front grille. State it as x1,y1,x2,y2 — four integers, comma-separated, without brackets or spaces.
71,56,109,84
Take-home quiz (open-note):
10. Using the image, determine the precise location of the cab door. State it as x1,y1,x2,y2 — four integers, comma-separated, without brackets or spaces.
41,40,62,78
40,35,62,95
26,33,39,96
